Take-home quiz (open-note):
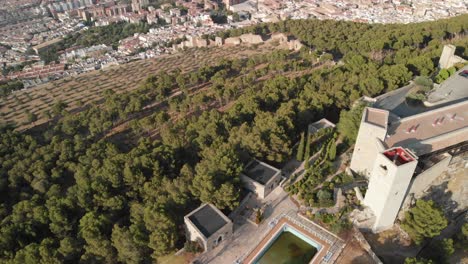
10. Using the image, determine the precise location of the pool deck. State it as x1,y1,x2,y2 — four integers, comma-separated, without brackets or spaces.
242,217,333,264
194,187,299,264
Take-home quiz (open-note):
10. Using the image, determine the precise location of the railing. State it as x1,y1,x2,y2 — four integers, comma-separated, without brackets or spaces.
240,210,345,264
284,211,345,263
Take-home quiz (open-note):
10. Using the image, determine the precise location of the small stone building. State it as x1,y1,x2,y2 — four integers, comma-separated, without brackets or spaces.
194,37,208,48
288,39,304,51
224,37,241,46
184,203,233,252
239,33,264,44
240,160,282,199
271,32,288,44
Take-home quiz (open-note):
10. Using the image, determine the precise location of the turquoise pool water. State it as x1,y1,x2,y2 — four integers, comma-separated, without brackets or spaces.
253,225,321,264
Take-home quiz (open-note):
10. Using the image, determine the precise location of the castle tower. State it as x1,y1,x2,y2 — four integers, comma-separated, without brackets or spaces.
363,147,418,232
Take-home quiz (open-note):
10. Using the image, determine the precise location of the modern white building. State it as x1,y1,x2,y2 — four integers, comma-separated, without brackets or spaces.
350,66,468,232
351,100,468,178
240,160,282,199
184,203,233,252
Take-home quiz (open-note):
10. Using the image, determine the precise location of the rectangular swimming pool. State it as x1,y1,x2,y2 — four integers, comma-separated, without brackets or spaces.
253,224,322,264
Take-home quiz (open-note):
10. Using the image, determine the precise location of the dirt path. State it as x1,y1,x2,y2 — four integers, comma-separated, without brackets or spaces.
103,57,319,141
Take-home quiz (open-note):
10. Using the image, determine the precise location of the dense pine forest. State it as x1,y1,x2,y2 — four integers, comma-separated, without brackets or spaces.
0,15,467,263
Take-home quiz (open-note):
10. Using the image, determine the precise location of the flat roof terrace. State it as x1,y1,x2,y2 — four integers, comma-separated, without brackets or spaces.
243,160,280,185
373,66,468,118
187,204,229,238
426,65,468,105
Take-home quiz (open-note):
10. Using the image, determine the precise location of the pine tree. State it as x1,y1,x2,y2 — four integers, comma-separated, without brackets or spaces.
401,199,448,244
439,238,454,259
304,132,311,169
337,102,366,143
328,140,337,161
404,257,434,264
296,132,305,161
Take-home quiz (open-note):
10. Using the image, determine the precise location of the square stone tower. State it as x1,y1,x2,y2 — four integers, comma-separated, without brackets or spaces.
363,147,418,232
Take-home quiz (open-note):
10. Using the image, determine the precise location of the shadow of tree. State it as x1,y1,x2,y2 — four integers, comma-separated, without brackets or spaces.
422,181,459,219
362,227,420,264
414,181,464,261
366,181,461,263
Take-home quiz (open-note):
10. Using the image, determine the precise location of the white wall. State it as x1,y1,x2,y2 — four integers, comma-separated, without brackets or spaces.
184,218,208,251
409,153,452,197
350,121,387,177
240,174,266,199
263,173,282,198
